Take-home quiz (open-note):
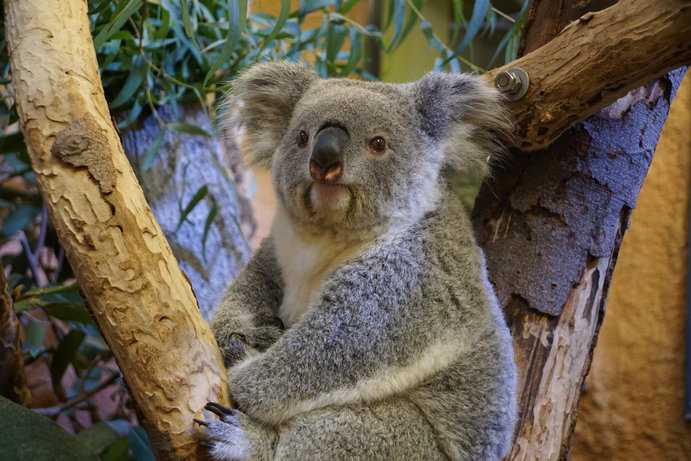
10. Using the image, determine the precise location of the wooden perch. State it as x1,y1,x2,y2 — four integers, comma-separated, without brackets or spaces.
485,0,691,151
4,1,229,459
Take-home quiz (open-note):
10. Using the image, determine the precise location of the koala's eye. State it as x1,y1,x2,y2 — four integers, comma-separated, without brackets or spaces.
297,130,309,148
368,136,387,155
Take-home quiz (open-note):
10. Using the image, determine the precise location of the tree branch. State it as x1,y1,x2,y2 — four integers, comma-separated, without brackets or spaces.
485,0,691,151
4,1,230,459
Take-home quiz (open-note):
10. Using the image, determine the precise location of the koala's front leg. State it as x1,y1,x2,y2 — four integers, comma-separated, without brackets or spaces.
212,238,284,368
199,402,276,461
226,249,446,425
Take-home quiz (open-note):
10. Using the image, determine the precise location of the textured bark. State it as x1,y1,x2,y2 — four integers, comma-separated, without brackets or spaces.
473,1,688,459
4,1,230,459
122,105,252,319
484,0,691,151
0,266,30,405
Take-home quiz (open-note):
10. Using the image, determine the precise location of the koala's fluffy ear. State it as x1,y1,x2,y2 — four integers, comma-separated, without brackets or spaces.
223,62,318,167
412,72,513,175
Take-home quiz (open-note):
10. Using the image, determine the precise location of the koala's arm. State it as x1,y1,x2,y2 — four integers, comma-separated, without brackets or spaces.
228,241,454,425
211,238,284,367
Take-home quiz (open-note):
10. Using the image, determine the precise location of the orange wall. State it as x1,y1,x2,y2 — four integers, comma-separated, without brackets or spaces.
572,75,691,460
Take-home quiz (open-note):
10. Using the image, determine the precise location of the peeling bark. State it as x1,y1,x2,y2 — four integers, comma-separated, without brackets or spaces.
485,0,691,151
0,267,30,405
4,1,229,459
473,1,689,459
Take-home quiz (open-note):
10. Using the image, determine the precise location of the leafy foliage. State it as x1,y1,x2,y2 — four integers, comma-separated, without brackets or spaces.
0,1,527,459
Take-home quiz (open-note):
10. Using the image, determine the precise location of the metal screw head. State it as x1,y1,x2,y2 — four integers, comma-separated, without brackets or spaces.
494,68,529,101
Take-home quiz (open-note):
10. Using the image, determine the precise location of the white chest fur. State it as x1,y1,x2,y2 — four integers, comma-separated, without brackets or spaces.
271,208,366,328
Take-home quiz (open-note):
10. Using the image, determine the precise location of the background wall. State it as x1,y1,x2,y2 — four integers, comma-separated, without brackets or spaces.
571,75,691,460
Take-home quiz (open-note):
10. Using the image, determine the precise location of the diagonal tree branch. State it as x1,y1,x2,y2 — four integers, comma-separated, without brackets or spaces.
4,1,229,459
485,0,691,151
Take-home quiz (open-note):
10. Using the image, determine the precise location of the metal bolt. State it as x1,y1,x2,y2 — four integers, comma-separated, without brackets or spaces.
494,68,529,101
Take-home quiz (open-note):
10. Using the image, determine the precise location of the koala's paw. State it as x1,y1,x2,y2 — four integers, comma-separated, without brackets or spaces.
222,333,255,368
198,403,252,461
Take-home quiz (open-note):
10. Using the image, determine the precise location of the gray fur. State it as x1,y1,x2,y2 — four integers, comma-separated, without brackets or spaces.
207,62,517,460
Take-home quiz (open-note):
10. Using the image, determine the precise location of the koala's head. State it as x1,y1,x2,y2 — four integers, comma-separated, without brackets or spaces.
226,62,511,236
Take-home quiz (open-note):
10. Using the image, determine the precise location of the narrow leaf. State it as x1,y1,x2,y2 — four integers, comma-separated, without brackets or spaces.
141,131,166,171
93,0,143,49
203,0,247,86
168,122,212,137
202,198,219,260
456,0,489,54
50,330,86,398
176,185,208,231
109,58,148,109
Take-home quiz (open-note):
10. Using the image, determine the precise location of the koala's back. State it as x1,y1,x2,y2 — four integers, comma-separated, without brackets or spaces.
398,190,517,460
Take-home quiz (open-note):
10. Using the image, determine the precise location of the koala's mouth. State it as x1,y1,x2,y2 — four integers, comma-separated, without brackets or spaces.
303,181,352,216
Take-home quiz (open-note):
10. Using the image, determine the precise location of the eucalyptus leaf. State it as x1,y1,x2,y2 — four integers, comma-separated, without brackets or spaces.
109,57,148,109
176,185,209,231
76,423,121,457
23,320,47,358
1,203,40,237
50,329,86,398
93,0,143,49
456,0,489,54
0,396,99,461
141,130,166,171
128,426,156,461
202,197,219,260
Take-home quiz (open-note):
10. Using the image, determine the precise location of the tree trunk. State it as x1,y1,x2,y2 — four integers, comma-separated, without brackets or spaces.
121,104,253,319
4,1,230,459
483,0,691,151
472,1,688,459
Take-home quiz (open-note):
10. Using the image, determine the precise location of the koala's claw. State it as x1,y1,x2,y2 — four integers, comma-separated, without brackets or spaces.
205,401,236,418
200,402,252,461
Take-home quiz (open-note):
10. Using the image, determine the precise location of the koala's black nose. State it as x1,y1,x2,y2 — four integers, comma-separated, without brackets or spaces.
310,126,348,184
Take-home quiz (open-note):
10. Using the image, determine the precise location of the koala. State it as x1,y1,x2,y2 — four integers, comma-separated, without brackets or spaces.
201,61,517,461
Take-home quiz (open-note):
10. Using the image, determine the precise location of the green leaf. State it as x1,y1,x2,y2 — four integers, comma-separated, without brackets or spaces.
181,0,195,39
168,122,212,137
450,0,466,46
385,0,405,52
298,0,335,17
489,0,530,67
176,185,208,231
154,8,172,40
0,396,99,461
0,131,25,155
325,22,347,73
109,57,148,109
1,203,40,237
44,303,93,324
141,130,166,171
100,437,130,461
456,0,489,54
203,0,247,86
93,0,143,49
258,0,290,55
339,27,361,76
202,197,219,260
50,330,86,398
128,426,155,461
337,0,360,14
76,423,121,456
23,320,46,358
